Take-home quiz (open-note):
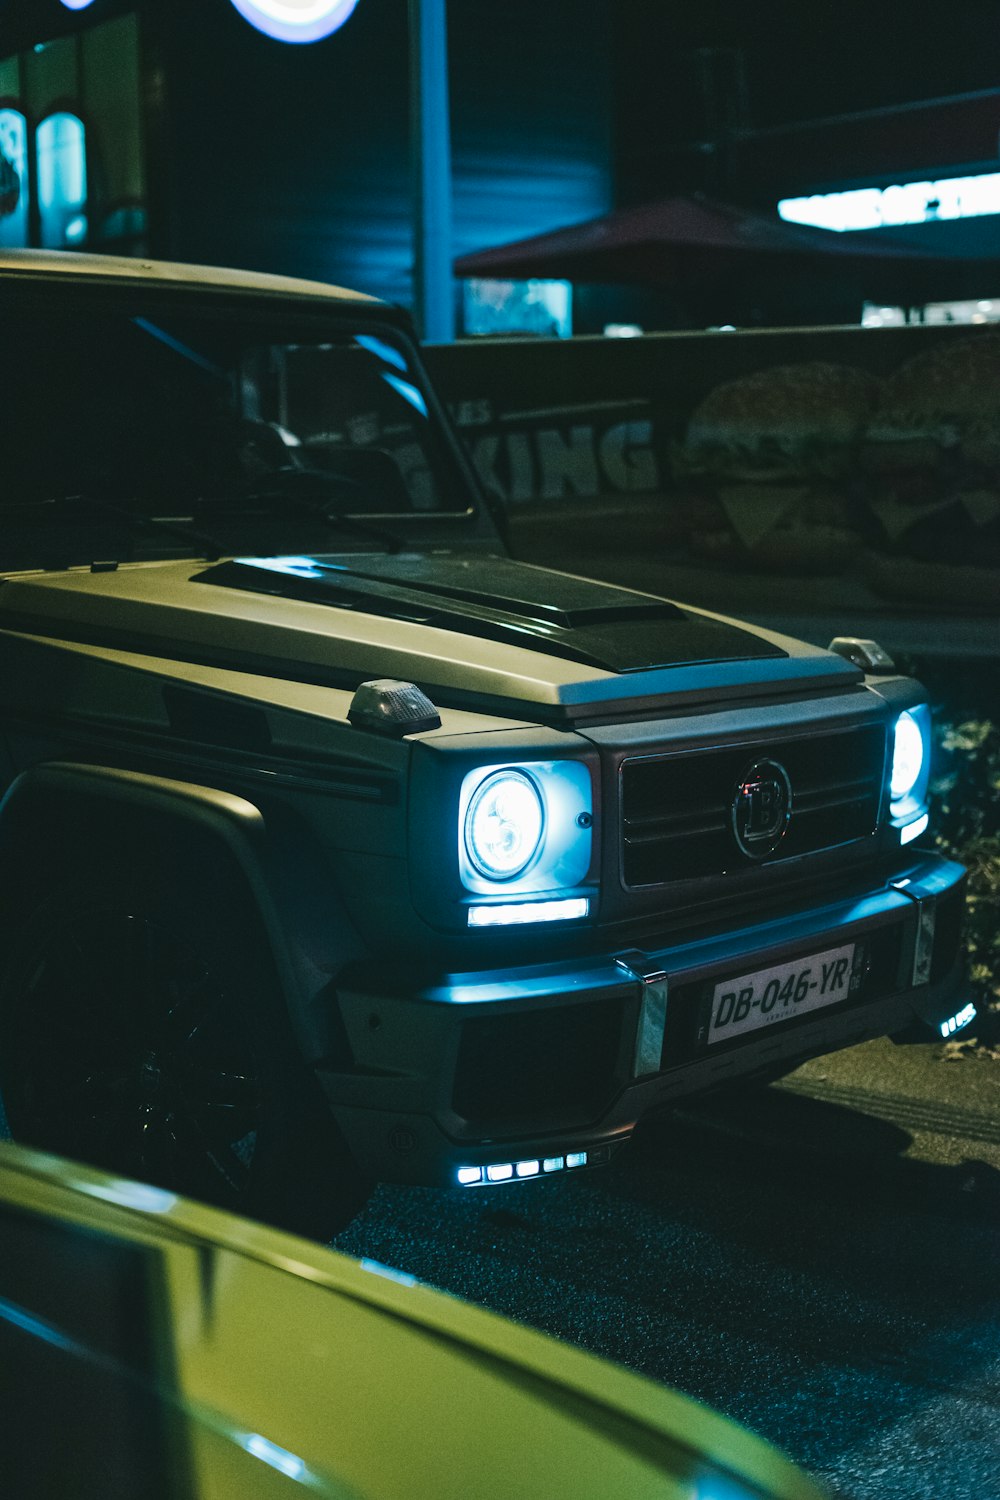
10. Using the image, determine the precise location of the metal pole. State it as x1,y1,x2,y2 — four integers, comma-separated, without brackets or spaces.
409,0,455,342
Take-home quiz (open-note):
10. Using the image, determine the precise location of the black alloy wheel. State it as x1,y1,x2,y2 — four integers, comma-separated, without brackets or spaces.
0,873,368,1242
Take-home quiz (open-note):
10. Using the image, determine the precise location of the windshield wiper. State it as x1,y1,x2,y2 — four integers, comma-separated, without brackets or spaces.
48,493,227,562
200,469,402,554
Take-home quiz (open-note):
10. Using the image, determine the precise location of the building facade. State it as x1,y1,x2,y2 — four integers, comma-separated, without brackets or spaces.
0,0,613,318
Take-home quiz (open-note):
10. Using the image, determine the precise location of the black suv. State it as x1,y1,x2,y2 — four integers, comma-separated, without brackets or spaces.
0,250,971,1237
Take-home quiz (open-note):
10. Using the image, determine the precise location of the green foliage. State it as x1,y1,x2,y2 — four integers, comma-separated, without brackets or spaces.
901,657,1000,1045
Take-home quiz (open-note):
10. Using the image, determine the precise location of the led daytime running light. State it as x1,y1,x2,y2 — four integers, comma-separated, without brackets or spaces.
467,898,589,928
900,813,929,846
457,1150,589,1186
939,1003,976,1039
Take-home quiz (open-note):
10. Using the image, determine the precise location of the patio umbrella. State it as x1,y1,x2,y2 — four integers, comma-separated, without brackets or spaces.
453,193,994,302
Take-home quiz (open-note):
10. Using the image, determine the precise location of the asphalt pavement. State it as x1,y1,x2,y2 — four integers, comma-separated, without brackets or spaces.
334,1037,1000,1500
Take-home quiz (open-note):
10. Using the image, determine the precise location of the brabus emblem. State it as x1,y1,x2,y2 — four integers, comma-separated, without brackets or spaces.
732,758,792,859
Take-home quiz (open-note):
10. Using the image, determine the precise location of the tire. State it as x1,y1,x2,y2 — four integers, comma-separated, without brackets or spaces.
0,851,369,1242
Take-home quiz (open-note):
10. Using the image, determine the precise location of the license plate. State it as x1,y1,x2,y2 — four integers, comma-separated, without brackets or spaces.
707,942,859,1045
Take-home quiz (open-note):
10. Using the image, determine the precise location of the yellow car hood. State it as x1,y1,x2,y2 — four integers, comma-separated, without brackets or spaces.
0,1142,826,1500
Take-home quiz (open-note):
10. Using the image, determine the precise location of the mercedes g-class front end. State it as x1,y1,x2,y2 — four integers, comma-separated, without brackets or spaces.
0,250,971,1236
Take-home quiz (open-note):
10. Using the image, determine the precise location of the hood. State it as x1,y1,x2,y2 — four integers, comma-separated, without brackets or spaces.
195,553,786,674
0,553,861,724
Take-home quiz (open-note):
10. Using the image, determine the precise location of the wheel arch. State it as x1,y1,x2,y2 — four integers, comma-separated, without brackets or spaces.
0,761,347,1061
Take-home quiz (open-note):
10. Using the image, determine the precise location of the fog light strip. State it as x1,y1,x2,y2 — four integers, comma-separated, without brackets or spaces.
939,1002,976,1039
457,1150,589,1186
900,813,929,846
467,898,589,928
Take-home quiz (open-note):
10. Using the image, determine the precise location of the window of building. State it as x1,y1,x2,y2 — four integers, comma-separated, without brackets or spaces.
0,108,28,248
36,110,87,248
462,279,572,338
862,298,1000,327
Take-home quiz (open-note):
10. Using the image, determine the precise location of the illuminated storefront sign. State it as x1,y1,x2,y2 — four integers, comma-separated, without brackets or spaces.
779,171,1000,232
228,0,360,43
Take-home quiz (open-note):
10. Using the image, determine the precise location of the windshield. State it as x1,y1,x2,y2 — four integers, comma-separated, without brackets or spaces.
1,287,474,569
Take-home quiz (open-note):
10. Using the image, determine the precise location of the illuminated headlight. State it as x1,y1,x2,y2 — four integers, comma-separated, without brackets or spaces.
888,703,931,830
465,769,544,881
891,711,925,802
458,759,593,897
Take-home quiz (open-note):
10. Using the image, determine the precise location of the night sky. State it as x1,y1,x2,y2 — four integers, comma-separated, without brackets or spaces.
616,0,1000,133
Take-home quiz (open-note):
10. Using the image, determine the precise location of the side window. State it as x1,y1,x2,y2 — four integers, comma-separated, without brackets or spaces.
0,108,28,248
36,110,87,248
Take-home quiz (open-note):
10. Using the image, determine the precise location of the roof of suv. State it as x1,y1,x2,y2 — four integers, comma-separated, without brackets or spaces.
0,247,390,311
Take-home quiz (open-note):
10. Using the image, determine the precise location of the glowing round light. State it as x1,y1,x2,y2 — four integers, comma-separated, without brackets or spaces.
228,0,360,44
891,710,924,802
60,0,96,9
465,769,544,881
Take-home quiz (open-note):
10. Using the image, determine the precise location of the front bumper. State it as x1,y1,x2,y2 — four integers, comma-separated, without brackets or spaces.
319,852,969,1187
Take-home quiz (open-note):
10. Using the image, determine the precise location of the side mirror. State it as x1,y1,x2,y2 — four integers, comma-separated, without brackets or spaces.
299,442,425,514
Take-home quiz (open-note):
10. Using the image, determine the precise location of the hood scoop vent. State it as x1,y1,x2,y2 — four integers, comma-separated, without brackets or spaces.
195,554,785,672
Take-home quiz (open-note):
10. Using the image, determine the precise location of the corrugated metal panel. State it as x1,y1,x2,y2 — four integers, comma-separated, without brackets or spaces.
154,0,612,308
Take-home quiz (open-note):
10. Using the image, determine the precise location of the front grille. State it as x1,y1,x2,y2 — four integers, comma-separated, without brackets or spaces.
621,724,885,887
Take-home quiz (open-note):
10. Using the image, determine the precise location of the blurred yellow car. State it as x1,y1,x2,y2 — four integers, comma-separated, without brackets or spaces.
0,1140,827,1500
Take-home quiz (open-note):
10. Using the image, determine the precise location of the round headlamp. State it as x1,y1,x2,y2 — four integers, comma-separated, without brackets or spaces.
464,770,544,881
891,710,925,803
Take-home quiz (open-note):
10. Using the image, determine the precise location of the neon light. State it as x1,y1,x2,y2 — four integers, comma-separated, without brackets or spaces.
467,898,589,928
779,172,1000,232
900,813,929,846
457,1166,483,1185
516,1160,540,1178
229,0,360,45
565,1152,588,1169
